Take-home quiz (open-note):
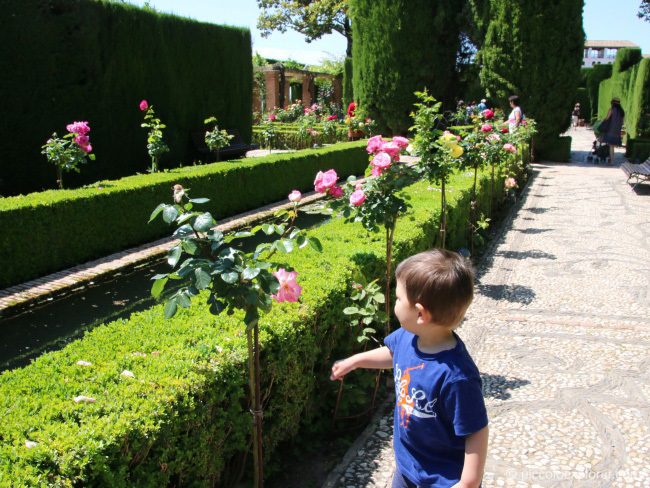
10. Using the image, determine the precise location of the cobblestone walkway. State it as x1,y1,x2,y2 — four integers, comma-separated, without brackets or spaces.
324,127,650,487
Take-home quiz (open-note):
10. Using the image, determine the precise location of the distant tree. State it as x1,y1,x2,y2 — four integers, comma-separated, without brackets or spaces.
257,0,352,56
639,1,650,21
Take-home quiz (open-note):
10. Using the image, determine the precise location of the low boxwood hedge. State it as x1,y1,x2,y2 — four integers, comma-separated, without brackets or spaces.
0,142,367,289
625,138,650,162
0,168,501,486
536,136,572,162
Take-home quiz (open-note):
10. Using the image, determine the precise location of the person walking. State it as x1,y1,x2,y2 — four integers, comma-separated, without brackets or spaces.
598,98,625,164
571,103,580,130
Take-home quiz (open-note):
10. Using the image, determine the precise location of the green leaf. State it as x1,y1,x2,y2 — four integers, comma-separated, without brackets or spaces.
194,268,212,290
244,308,259,329
167,245,182,267
308,237,323,252
151,277,168,299
162,205,179,224
296,235,307,248
190,198,210,204
149,203,166,223
221,271,239,284
209,299,225,315
373,293,385,303
261,224,274,235
362,316,375,325
273,240,287,253
194,212,214,232
242,267,261,280
233,231,254,239
176,292,191,308
343,307,359,315
362,327,376,335
164,299,178,319
182,240,199,255
281,239,294,253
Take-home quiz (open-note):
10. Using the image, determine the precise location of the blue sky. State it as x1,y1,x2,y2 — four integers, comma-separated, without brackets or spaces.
127,0,650,64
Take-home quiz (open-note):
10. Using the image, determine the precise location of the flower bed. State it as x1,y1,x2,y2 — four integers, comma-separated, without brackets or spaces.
0,142,367,289
0,169,501,486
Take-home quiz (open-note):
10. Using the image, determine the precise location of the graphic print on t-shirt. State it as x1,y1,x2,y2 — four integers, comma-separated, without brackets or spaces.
395,362,438,429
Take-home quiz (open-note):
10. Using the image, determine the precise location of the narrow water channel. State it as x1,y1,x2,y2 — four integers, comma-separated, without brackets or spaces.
0,210,330,372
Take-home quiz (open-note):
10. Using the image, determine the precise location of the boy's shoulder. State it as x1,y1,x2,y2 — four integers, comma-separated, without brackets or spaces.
385,329,481,383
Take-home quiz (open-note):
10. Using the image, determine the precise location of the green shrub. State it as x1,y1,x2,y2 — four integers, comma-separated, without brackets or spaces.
343,56,354,105
0,1,252,196
597,50,650,141
536,136,572,162
625,138,650,162
350,0,463,135
0,169,501,486
0,142,367,289
252,123,349,149
585,64,613,120
575,87,591,120
478,0,584,142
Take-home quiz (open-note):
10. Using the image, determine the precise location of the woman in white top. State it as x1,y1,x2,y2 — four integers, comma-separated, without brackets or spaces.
507,95,523,132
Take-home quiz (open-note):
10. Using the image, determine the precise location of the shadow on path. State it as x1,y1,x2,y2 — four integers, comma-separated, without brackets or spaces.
476,283,536,304
494,250,556,260
481,374,531,401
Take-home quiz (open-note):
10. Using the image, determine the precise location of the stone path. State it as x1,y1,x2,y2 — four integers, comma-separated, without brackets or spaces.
323,127,650,487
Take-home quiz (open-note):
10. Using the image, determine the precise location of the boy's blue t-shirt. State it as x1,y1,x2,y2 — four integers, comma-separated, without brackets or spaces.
384,328,488,488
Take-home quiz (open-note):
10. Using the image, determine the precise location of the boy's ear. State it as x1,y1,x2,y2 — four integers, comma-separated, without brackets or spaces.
415,303,431,324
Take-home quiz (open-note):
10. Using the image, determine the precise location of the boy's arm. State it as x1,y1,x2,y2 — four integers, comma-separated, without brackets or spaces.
453,425,489,488
330,346,393,381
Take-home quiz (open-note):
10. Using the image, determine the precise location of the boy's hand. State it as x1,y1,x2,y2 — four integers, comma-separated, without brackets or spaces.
330,357,357,381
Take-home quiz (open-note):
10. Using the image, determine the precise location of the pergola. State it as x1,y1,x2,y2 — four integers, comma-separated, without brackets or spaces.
253,63,343,113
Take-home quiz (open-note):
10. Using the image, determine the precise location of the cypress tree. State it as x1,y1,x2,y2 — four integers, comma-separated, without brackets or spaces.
350,0,463,135
343,56,354,105
478,0,584,145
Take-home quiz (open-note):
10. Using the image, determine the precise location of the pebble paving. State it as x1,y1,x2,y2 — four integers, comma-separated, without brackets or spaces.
323,128,650,487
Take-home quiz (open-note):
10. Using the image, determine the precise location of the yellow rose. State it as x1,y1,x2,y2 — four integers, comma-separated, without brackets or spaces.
450,144,463,158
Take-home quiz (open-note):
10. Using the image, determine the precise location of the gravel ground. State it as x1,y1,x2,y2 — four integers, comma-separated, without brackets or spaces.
322,127,650,487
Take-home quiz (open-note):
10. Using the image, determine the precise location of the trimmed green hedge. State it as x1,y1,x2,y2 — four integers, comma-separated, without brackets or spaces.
598,49,650,153
0,168,500,486
536,136,572,162
0,0,252,196
343,56,354,105
252,124,349,149
585,64,612,120
0,142,367,289
625,138,650,162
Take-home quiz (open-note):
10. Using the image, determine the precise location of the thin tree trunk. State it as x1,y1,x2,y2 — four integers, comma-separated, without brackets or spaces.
470,167,478,255
246,318,264,488
384,221,396,336
56,167,63,189
440,179,447,249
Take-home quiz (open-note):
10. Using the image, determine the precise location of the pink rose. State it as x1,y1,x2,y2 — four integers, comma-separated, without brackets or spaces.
139,100,149,111
392,136,409,149
66,121,90,135
501,127,509,134
314,169,338,193
288,190,302,202
503,143,516,153
482,109,494,119
366,135,385,154
371,166,383,177
327,115,338,121
380,142,401,160
355,183,363,191
505,177,517,189
487,133,501,142
371,152,392,170
349,189,366,207
268,113,277,122
74,135,92,153
272,268,302,303
480,124,493,133
329,185,344,198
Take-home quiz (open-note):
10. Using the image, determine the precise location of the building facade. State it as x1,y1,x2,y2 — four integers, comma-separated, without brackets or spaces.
583,40,639,67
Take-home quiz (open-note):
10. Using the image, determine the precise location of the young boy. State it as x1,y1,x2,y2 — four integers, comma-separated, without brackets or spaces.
331,249,488,488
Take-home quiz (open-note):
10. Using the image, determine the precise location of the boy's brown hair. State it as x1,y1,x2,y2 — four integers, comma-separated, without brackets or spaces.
395,249,474,328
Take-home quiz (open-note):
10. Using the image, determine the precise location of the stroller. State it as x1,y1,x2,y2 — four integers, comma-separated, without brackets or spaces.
588,139,609,164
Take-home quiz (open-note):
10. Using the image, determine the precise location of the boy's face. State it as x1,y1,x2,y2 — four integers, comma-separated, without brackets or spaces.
394,279,423,333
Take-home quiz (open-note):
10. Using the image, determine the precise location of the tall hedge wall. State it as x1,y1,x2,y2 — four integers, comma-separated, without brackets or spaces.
350,0,463,135
597,48,650,142
0,142,367,289
477,0,584,145
0,169,500,486
585,64,613,120
343,56,354,105
0,0,252,196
